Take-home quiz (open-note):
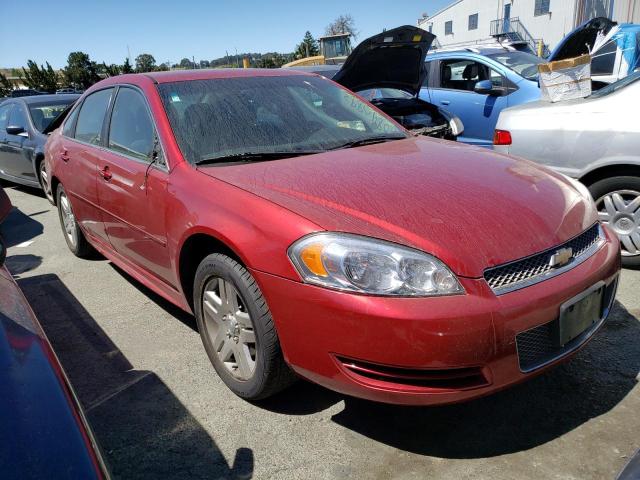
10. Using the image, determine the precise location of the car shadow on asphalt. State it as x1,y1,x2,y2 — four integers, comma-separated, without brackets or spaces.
0,206,44,248
17,273,254,480
330,300,640,458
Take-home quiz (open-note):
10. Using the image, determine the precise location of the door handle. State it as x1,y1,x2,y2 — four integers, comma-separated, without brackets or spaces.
60,149,69,162
440,100,451,105
99,166,112,181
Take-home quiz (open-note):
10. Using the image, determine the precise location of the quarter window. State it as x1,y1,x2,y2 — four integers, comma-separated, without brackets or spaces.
468,14,478,31
445,21,453,35
75,88,113,145
108,88,155,161
62,105,80,137
534,0,550,16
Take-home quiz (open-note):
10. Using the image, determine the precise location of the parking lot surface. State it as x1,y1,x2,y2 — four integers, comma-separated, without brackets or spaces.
2,184,639,480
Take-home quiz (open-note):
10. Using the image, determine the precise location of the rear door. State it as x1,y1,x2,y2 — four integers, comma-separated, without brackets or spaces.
57,88,114,246
97,86,173,285
425,57,510,146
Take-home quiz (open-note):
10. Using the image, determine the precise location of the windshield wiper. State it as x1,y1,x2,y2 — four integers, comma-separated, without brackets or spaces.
327,135,407,151
195,150,322,166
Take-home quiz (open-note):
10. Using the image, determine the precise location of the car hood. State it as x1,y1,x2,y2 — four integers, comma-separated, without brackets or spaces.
548,17,617,61
201,138,596,278
332,25,434,96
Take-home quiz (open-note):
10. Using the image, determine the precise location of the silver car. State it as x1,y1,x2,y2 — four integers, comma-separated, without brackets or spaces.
494,71,640,267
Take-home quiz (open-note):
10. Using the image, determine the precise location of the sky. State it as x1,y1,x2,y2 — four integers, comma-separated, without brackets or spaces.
0,0,453,68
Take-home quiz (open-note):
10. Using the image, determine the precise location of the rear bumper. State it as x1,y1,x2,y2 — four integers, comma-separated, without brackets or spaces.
253,227,621,405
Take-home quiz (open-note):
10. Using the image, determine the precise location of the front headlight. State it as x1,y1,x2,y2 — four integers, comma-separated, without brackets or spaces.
288,233,464,296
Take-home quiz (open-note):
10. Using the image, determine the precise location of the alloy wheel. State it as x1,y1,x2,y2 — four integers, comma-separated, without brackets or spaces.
59,192,78,248
202,277,257,380
39,162,54,203
596,189,640,257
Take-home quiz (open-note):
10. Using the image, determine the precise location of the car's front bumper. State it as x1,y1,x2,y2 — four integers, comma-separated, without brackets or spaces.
252,226,621,405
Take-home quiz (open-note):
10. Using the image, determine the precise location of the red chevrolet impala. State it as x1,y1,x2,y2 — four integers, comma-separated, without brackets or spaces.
45,68,620,405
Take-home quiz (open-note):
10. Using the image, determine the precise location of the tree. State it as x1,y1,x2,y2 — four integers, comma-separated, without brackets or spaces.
295,31,320,59
157,62,170,71
179,57,193,69
325,14,358,38
21,60,59,92
100,63,121,77
121,58,134,74
0,72,13,97
135,53,157,73
64,52,100,89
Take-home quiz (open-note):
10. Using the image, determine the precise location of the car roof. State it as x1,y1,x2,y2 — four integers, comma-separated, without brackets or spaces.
12,94,81,104
142,68,314,84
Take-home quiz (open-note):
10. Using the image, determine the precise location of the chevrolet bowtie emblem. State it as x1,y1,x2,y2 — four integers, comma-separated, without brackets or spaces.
549,247,574,268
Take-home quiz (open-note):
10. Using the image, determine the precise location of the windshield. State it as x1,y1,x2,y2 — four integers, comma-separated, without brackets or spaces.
28,100,76,133
486,51,544,81
358,88,413,101
157,75,407,164
590,70,640,98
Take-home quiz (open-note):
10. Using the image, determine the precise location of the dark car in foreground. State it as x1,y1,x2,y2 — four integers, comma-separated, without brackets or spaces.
0,188,108,479
0,94,79,200
47,68,619,405
289,26,464,140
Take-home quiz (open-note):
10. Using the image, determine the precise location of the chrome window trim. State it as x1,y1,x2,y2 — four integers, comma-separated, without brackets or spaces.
486,224,606,295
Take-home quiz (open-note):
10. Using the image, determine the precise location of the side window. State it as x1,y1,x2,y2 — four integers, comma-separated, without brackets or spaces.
591,40,617,76
8,104,28,129
438,59,500,92
0,104,12,131
62,105,81,137
75,88,113,145
108,88,155,161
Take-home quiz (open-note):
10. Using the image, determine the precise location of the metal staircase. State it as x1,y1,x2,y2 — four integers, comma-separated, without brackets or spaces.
490,17,551,57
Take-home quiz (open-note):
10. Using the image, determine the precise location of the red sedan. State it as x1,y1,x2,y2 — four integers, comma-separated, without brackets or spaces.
45,68,620,405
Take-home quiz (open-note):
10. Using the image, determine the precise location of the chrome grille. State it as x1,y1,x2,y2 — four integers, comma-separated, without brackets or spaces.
484,224,603,294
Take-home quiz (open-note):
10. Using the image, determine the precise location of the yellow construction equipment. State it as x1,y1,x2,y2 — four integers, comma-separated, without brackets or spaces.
283,32,353,67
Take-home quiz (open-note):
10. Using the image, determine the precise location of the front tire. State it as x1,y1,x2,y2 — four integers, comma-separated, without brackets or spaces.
589,176,640,269
193,253,295,400
56,185,95,258
37,159,55,204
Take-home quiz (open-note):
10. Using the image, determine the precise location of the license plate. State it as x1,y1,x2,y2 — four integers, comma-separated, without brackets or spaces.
557,282,605,346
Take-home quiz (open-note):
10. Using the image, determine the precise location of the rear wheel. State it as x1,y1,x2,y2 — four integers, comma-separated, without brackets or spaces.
193,253,295,400
56,185,95,258
589,176,640,268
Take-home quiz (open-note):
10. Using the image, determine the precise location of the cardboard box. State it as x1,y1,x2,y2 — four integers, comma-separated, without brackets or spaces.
538,54,592,103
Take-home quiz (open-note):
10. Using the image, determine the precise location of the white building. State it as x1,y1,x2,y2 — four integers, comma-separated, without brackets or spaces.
417,0,640,55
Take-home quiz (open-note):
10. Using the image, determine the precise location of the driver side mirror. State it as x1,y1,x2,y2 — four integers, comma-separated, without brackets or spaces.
6,125,27,137
474,80,504,96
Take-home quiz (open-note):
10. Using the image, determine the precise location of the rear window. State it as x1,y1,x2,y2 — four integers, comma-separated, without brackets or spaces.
75,88,113,145
28,100,76,133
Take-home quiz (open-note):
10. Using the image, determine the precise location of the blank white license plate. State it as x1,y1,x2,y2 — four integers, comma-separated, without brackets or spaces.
558,282,605,346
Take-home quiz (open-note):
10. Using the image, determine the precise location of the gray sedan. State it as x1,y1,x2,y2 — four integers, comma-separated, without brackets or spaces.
494,72,640,267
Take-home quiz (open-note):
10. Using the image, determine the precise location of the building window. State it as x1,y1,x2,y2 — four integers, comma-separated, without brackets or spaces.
428,24,433,33
534,0,550,16
468,13,478,30
445,21,453,35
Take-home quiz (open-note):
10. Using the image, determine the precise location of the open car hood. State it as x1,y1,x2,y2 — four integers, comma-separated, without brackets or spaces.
332,25,434,96
548,17,617,61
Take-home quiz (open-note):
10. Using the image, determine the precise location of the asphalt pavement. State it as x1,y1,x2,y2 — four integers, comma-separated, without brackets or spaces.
2,183,639,480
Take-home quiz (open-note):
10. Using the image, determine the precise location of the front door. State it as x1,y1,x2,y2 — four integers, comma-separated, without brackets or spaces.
2,103,32,180
96,86,173,285
503,4,511,32
426,58,510,147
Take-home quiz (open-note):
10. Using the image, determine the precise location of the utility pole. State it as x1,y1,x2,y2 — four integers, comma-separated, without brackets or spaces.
235,47,239,68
